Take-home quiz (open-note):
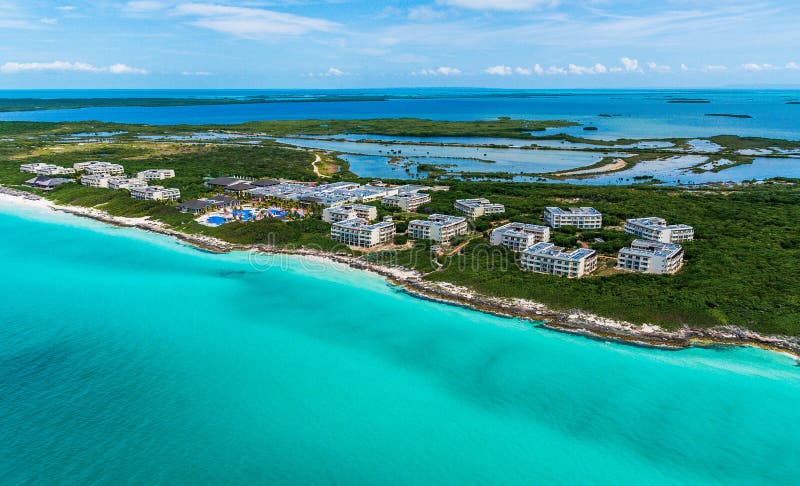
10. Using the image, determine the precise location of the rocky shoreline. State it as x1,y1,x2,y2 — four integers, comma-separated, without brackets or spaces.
3,188,799,361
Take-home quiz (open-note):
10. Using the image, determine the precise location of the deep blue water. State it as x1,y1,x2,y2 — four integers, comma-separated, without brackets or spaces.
2,201,800,484
1,89,799,140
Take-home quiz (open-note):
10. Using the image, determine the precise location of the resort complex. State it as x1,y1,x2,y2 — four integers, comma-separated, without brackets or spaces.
130,186,181,201
454,198,506,218
490,222,551,251
544,207,603,229
322,204,378,223
20,163,76,176
408,214,469,242
330,218,396,248
617,240,684,275
520,242,598,278
136,169,176,181
624,217,695,243
381,191,432,212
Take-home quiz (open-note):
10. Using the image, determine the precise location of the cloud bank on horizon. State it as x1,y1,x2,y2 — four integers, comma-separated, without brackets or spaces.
0,0,798,88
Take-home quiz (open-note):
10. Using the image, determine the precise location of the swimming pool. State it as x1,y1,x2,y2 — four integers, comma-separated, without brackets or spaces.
206,216,228,226
232,209,255,221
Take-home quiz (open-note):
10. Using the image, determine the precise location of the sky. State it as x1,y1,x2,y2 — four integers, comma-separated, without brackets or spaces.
0,0,799,89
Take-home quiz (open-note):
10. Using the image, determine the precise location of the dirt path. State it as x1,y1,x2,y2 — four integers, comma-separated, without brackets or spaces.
312,153,330,178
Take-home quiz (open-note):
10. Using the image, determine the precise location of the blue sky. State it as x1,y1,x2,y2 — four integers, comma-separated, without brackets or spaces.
0,0,799,89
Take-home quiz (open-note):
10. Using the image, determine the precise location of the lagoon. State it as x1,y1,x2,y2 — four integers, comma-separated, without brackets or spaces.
1,202,799,484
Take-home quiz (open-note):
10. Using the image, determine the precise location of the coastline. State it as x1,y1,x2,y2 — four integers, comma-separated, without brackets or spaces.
2,189,799,361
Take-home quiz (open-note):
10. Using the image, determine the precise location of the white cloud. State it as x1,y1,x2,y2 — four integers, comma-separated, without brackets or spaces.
546,66,566,75
124,1,168,13
171,3,339,39
40,17,57,25
437,0,559,11
407,6,446,22
0,61,148,75
181,71,212,76
593,63,608,74
621,57,640,72
417,66,461,76
108,63,149,74
787,62,800,71
325,67,344,76
609,66,623,73
742,63,779,71
514,67,532,75
56,5,76,11
704,64,728,72
680,64,689,72
646,61,671,73
485,65,512,76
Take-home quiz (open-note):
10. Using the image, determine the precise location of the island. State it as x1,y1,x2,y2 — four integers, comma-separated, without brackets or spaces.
1,119,799,356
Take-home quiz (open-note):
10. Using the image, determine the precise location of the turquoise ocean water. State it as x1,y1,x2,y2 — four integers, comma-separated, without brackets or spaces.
1,202,800,484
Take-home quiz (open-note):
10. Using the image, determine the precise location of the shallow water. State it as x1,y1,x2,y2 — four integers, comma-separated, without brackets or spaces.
1,202,799,484
2,89,800,140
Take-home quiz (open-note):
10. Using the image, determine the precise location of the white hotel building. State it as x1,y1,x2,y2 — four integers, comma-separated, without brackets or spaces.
108,177,148,190
544,207,602,229
330,218,396,248
130,186,181,201
408,214,469,243
81,174,111,188
454,198,506,218
520,242,598,278
490,222,551,251
322,204,378,223
382,192,431,212
617,240,684,275
81,162,125,176
624,217,694,243
21,163,75,176
136,169,176,181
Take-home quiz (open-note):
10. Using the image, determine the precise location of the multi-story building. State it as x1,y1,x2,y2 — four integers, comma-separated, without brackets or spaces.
520,242,598,278
623,217,694,243
489,222,551,251
81,174,111,188
73,161,101,171
454,198,506,218
82,162,125,176
136,169,175,181
20,163,52,174
543,207,602,229
330,218,396,248
382,192,431,212
25,176,72,191
130,186,181,201
39,165,76,176
322,204,378,223
408,214,469,243
107,177,148,190
617,239,684,275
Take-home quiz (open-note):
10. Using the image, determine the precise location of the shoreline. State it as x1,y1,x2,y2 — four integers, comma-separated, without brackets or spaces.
2,188,799,362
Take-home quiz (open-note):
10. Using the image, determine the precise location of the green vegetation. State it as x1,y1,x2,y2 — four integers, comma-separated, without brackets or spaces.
3,121,800,337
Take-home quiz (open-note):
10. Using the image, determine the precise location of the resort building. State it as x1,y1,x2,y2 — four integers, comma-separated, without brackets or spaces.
73,161,100,171
543,207,603,229
21,163,75,176
178,199,217,214
206,177,247,189
520,242,598,278
489,222,551,251
107,177,148,190
82,162,125,176
253,178,280,187
20,163,51,174
330,218,396,248
617,240,684,275
624,217,694,243
25,176,72,191
80,174,111,188
130,186,181,201
454,198,506,218
322,204,378,223
382,192,432,212
136,169,175,181
408,214,469,243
